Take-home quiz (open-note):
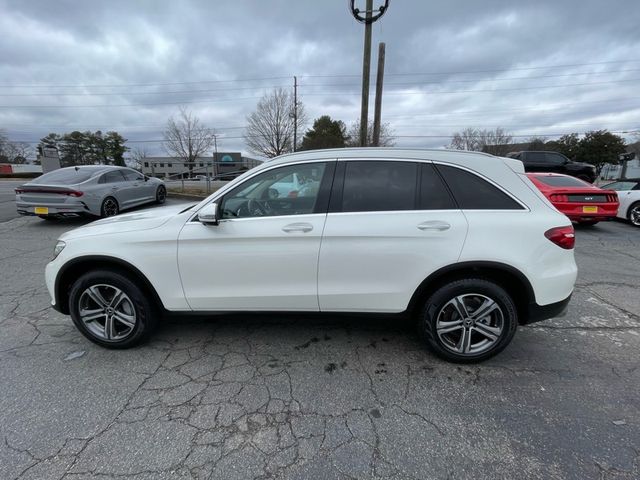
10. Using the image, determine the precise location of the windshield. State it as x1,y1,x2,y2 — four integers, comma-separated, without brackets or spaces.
30,168,100,185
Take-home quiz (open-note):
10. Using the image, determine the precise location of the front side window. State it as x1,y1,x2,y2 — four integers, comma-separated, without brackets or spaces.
341,161,417,212
436,165,523,210
220,162,328,219
122,169,143,181
545,153,566,166
527,152,547,163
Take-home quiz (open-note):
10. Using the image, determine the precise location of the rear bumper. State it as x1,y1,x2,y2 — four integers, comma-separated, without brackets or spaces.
17,203,88,217
524,293,571,324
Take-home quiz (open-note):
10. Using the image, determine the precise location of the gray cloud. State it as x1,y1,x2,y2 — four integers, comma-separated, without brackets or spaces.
0,0,638,156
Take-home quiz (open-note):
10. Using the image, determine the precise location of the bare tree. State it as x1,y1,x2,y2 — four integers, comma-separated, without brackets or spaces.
345,120,395,147
0,130,32,164
245,88,306,158
448,127,513,156
128,146,150,170
526,136,547,150
163,106,216,175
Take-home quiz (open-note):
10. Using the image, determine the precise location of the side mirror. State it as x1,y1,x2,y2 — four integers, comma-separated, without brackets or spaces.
144,175,149,182
198,202,220,226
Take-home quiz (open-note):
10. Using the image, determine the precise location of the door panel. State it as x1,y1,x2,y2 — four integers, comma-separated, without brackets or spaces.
178,214,326,310
318,210,468,312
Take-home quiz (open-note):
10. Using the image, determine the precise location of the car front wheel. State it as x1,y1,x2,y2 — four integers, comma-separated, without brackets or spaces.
68,270,158,348
418,278,518,363
628,202,640,227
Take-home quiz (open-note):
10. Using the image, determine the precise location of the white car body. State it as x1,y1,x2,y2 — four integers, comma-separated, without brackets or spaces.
46,148,577,323
600,179,640,221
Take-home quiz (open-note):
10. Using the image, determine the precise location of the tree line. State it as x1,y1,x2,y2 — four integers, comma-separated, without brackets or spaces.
0,130,32,164
448,127,629,175
37,131,128,167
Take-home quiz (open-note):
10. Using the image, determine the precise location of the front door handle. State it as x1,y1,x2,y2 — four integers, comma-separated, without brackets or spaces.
282,222,313,233
417,221,451,231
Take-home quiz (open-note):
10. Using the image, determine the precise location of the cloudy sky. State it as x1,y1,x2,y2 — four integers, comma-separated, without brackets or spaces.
0,0,639,159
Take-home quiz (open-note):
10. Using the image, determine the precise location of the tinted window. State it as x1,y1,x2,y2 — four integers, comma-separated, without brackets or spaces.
221,162,327,219
436,165,523,210
526,152,547,163
342,161,417,212
30,168,98,185
545,153,566,165
535,175,588,187
122,169,143,181
419,163,456,209
101,170,126,184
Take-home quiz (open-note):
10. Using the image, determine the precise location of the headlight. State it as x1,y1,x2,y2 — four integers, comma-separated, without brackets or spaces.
53,241,66,260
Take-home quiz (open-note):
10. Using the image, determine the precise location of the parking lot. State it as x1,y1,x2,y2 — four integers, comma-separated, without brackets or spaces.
0,200,638,479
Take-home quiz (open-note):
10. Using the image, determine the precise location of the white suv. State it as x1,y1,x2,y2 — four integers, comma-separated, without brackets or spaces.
45,149,577,362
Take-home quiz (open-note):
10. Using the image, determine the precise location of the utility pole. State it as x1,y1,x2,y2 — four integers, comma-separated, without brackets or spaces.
372,42,386,147
350,0,389,147
293,76,298,152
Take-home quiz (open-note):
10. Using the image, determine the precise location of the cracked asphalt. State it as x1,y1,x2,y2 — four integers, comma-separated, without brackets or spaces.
0,207,639,479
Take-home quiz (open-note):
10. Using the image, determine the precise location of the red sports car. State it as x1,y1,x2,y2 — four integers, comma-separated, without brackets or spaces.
526,172,619,226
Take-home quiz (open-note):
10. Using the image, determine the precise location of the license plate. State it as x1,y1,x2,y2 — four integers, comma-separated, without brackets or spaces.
582,206,598,213
34,207,49,215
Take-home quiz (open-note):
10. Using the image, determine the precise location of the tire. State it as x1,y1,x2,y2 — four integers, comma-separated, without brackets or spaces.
68,270,158,349
101,197,119,217
577,174,592,183
627,202,640,227
156,185,167,204
418,278,518,363
578,220,599,226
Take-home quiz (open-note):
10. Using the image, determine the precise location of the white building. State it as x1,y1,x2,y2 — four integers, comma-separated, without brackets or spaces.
141,153,262,179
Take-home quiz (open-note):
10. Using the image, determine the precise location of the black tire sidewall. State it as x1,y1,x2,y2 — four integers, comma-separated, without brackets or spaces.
156,185,166,204
68,270,157,349
418,278,518,363
101,197,119,218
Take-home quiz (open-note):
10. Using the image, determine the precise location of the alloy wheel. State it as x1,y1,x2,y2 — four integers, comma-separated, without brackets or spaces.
102,198,119,217
78,284,137,341
436,293,504,355
157,186,166,203
630,205,640,226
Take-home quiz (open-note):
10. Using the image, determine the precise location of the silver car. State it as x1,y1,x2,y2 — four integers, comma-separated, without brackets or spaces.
15,166,166,220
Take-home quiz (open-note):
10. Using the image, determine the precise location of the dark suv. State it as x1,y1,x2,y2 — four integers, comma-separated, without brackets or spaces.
507,151,596,183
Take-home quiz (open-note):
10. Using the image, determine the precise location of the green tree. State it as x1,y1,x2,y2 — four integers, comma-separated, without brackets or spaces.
300,116,348,151
575,130,626,175
105,131,128,166
546,133,580,159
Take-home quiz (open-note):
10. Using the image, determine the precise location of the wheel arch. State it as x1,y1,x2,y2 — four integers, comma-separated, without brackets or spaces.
407,261,536,325
627,200,640,222
55,255,165,315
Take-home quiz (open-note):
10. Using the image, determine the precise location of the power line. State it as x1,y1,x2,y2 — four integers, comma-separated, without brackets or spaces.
1,60,638,89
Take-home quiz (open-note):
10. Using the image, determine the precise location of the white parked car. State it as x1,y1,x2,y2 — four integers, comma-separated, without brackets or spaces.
45,148,577,362
600,178,640,227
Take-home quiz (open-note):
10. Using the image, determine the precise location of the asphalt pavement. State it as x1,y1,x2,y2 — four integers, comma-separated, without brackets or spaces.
0,210,638,479
0,180,23,222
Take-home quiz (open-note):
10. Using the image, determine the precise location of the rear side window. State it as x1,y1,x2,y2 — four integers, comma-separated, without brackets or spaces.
436,165,523,210
341,161,417,212
100,170,126,184
31,168,97,185
419,163,456,209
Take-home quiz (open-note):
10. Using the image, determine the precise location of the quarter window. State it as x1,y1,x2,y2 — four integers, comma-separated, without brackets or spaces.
436,165,523,210
341,161,417,212
419,163,456,209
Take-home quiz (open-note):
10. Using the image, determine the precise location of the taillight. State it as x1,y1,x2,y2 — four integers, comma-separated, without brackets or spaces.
550,194,569,202
68,190,84,197
13,188,83,197
545,226,575,250
15,188,24,194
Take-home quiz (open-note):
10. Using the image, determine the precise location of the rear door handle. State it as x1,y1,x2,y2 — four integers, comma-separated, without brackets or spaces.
417,221,451,231
282,222,313,233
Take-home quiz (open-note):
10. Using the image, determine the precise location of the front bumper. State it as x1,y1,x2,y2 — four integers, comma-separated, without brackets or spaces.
524,293,572,324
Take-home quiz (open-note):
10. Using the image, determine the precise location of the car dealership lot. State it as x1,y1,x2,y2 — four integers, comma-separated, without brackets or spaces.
0,212,638,479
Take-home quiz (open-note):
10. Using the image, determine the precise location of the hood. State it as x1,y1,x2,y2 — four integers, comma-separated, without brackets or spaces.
60,203,190,240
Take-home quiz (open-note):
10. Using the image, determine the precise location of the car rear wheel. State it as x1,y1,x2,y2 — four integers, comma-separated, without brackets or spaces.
68,270,158,348
418,278,518,363
156,185,166,204
101,197,119,217
628,202,640,227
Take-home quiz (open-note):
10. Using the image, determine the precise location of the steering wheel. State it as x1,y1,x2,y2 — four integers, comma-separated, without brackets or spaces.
247,198,267,216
